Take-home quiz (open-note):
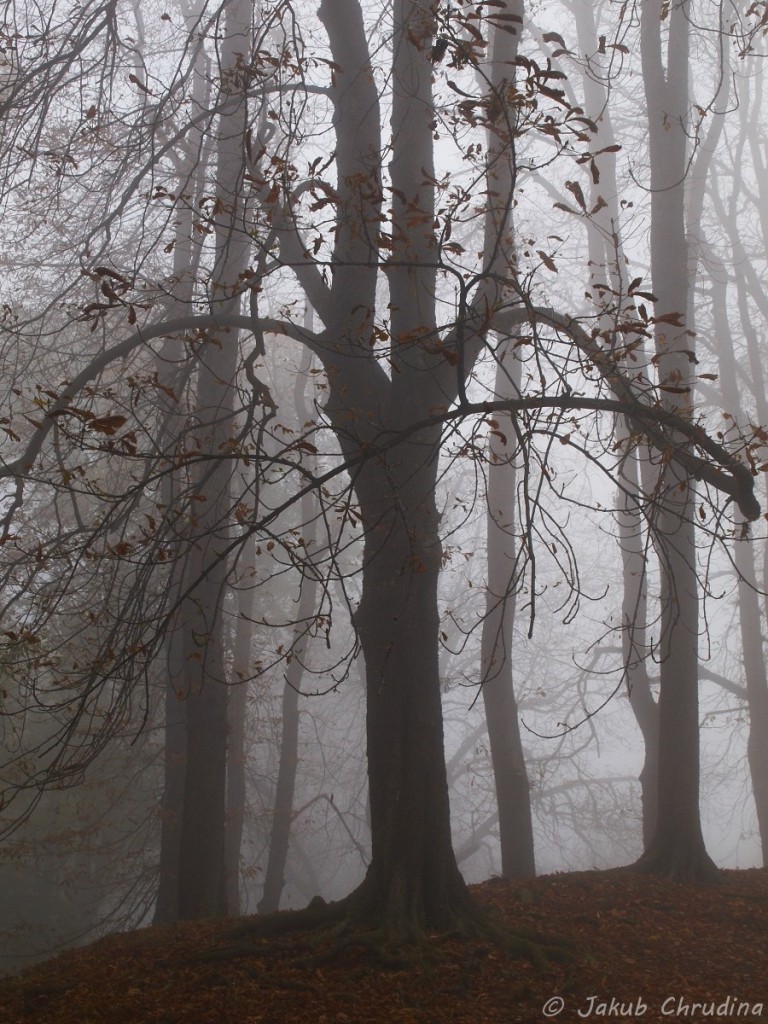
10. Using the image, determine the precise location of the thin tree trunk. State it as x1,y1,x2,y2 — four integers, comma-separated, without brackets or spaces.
474,0,533,879
224,537,254,915
259,347,320,914
708,267,768,866
177,0,253,919
153,54,209,923
617,443,659,848
480,342,535,878
569,0,659,850
154,647,187,924
635,0,718,881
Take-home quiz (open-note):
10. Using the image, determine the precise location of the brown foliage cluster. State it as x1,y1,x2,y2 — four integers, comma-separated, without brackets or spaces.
1,870,766,1024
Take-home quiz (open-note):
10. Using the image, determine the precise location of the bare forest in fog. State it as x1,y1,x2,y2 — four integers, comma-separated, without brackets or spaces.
1,0,768,981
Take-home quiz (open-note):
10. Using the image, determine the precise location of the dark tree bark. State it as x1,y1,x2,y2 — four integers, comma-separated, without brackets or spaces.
351,439,478,935
303,0,509,937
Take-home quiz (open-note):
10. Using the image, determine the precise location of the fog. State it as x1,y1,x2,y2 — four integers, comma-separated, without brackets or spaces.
0,0,766,977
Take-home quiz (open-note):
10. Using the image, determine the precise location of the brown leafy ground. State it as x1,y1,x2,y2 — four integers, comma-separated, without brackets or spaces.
1,869,766,1024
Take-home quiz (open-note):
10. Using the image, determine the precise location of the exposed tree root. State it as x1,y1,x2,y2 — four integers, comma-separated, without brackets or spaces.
199,885,572,971
630,846,723,884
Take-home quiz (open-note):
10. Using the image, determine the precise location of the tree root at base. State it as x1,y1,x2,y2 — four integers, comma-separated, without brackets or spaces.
198,888,572,971
630,849,723,884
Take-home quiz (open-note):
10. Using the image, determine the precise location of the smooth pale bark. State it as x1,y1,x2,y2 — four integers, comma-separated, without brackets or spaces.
153,56,209,923
570,0,659,849
176,0,253,919
730,72,768,862
635,0,718,880
259,350,320,914
709,90,768,833
255,633,301,915
736,542,768,868
224,532,254,915
617,445,659,848
708,267,768,866
481,343,535,878
477,1,533,879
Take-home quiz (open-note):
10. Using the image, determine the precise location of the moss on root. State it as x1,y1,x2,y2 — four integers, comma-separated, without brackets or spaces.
631,848,722,884
199,885,571,970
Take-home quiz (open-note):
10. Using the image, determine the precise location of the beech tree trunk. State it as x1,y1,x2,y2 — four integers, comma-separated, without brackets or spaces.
352,441,476,934
225,540,253,915
617,442,659,849
481,343,535,878
177,0,253,919
723,65,768,866
635,0,718,881
570,0,659,851
259,349,320,913
735,536,768,868
153,53,208,923
311,0,494,933
476,0,532,878
709,267,768,867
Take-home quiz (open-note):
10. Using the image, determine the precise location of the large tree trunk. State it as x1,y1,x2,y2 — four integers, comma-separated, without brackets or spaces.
634,0,718,881
329,0,477,934
351,441,478,936
282,0,529,937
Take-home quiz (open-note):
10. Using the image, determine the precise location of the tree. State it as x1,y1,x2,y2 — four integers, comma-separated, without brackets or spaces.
0,0,761,948
258,343,321,914
703,53,768,866
632,0,719,881
480,341,536,879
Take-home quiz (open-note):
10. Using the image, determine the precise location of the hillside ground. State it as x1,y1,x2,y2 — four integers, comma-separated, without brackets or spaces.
1,868,766,1024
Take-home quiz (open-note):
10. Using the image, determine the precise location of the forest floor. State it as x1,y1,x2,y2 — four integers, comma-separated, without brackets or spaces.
1,868,766,1024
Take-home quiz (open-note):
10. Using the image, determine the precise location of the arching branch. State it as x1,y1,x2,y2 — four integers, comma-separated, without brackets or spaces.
492,306,761,521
